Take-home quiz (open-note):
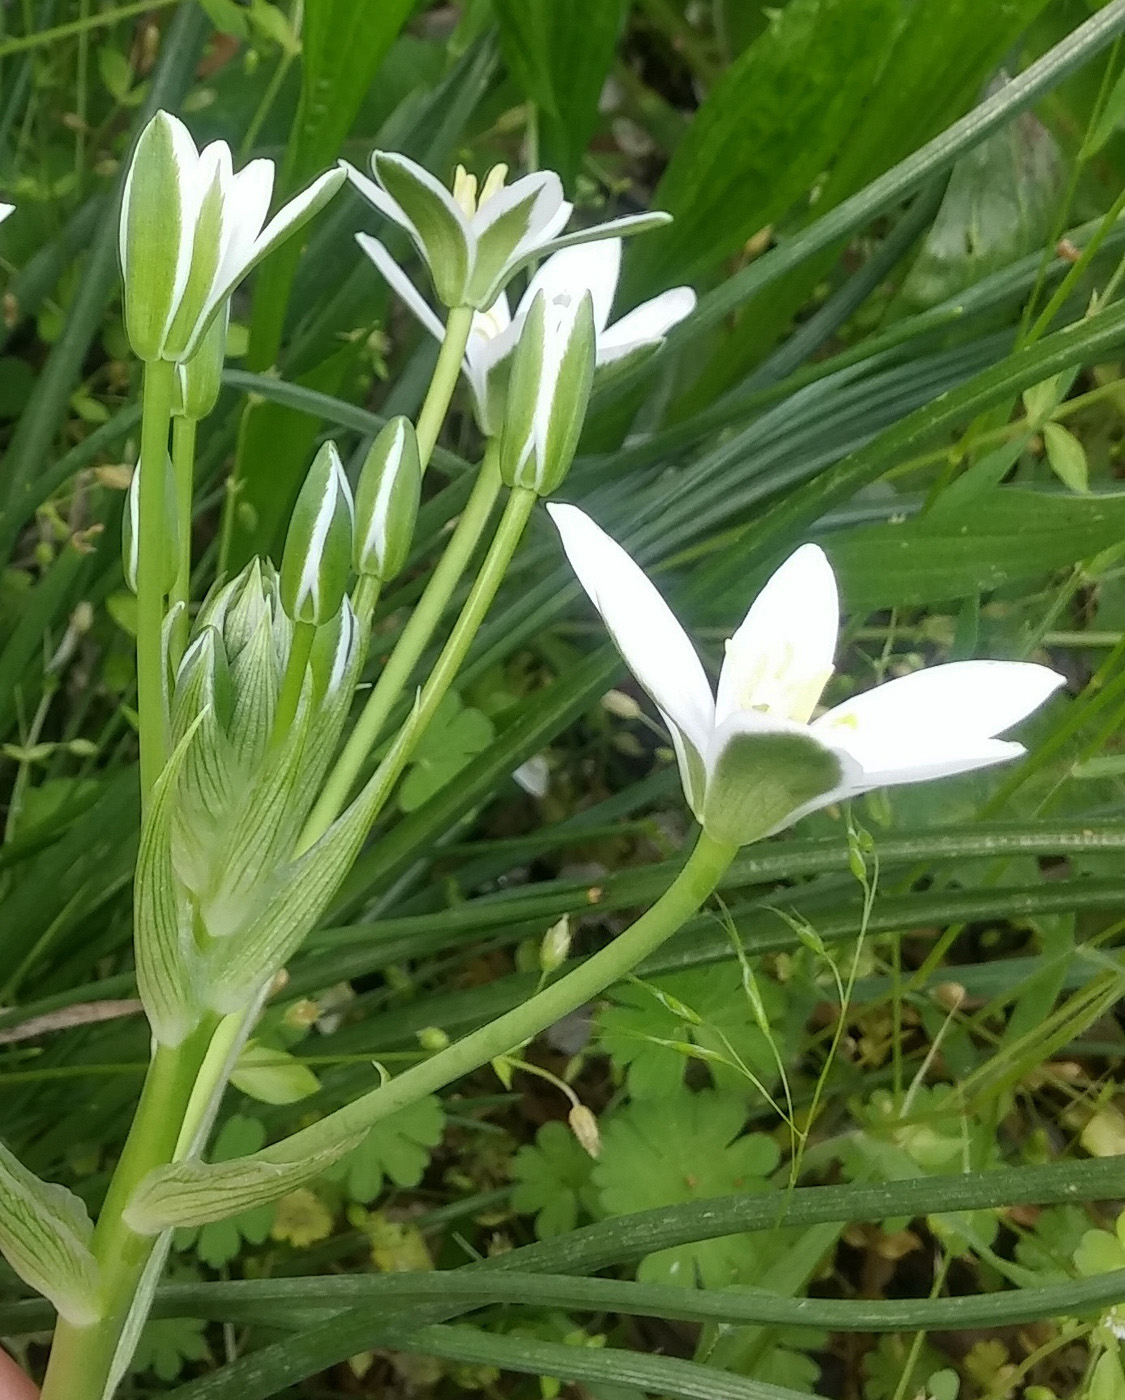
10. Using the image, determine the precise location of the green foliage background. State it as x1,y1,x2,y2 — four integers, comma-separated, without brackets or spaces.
3,0,1125,1395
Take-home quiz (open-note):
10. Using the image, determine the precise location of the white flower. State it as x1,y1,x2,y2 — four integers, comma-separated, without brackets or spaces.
120,111,343,363
357,236,695,435
548,504,1066,847
344,150,670,312
0,204,13,225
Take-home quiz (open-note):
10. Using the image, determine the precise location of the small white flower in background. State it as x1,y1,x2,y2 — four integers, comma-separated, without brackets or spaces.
548,504,1065,848
0,203,13,224
344,149,670,312
119,110,344,363
359,236,695,436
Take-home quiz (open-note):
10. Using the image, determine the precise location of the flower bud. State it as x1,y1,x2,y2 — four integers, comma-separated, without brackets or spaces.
173,301,227,422
353,417,421,582
499,290,595,496
119,112,197,362
123,456,179,594
539,915,571,974
568,1104,601,1159
280,442,355,625
309,596,360,705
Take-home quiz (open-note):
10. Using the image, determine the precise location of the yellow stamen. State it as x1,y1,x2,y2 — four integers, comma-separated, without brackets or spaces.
479,163,509,205
452,164,478,216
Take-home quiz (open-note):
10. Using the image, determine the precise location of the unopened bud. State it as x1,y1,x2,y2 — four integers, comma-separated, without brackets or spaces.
280,441,355,625
309,596,360,704
173,300,227,422
122,456,179,594
353,416,421,581
539,915,571,974
499,290,595,496
119,111,196,361
417,1026,450,1052
568,1104,601,1158
602,689,642,720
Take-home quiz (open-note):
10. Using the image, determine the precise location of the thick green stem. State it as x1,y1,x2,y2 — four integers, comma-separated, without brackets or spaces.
190,830,736,1185
415,304,474,471
136,358,176,806
351,573,381,632
271,619,315,747
302,449,502,845
40,1017,218,1400
169,412,196,669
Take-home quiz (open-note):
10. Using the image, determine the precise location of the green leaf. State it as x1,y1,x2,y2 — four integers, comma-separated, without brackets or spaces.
597,966,788,1100
898,105,1061,312
824,489,1125,613
230,1042,321,1106
173,1117,276,1268
593,1090,779,1287
0,1139,100,1325
492,0,626,185
511,1121,599,1238
1042,422,1089,493
331,1097,446,1205
133,1315,211,1382
399,693,495,813
632,0,900,289
1083,61,1125,157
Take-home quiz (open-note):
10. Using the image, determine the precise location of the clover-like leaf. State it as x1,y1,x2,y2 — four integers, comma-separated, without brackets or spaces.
592,1089,779,1287
398,692,494,812
511,1120,599,1239
597,965,789,1100
330,1096,446,1205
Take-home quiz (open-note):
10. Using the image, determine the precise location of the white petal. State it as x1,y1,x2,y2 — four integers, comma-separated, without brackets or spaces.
356,233,446,341
0,203,13,225
524,239,621,332
341,159,415,235
715,544,838,727
547,503,715,762
598,286,696,363
372,149,472,243
811,660,1065,786
219,156,273,280
474,169,566,243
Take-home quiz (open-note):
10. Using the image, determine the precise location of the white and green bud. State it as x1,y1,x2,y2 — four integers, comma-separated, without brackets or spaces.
173,300,228,422
123,455,179,594
120,110,343,363
280,442,355,625
309,596,361,706
353,417,421,582
499,290,595,496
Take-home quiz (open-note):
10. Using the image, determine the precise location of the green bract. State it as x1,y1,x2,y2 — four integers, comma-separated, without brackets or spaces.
353,416,421,581
279,441,355,625
119,110,343,363
344,149,671,310
123,455,179,594
132,559,369,1043
500,290,596,496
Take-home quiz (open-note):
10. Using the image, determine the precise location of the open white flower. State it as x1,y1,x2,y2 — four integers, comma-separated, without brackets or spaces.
549,504,1065,847
344,150,670,312
357,236,695,435
120,111,343,363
